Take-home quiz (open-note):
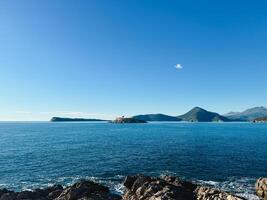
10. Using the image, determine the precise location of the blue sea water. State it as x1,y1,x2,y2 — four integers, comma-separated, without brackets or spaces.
0,122,266,199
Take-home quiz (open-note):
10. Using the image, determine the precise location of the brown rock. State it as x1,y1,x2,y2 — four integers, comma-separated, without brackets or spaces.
16,190,48,199
123,175,195,200
161,175,197,192
256,178,267,200
194,186,245,200
48,190,63,199
56,180,121,200
0,189,12,199
123,175,245,200
0,192,18,200
0,180,120,200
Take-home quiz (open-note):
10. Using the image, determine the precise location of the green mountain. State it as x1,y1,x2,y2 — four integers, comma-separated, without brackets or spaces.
50,117,106,122
133,114,181,121
178,107,231,122
224,106,267,121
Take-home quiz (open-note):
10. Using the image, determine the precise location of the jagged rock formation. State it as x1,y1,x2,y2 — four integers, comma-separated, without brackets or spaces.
122,175,245,200
0,181,121,200
1,175,262,200
256,178,267,200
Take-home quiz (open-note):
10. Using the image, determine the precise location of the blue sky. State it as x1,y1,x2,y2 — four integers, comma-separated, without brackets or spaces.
0,0,267,120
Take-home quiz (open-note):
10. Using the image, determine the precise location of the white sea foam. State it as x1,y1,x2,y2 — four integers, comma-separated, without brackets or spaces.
52,175,125,195
0,183,8,189
197,177,260,200
114,183,125,195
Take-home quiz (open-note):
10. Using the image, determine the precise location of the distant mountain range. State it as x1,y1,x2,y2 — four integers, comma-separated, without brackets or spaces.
133,107,230,122
51,106,267,122
133,106,267,122
224,106,267,121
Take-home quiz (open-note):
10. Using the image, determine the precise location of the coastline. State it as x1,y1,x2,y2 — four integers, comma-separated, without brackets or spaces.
0,174,264,200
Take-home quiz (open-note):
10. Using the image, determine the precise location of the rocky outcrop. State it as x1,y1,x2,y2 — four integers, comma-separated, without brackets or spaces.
195,186,245,200
56,180,121,200
122,175,245,200
0,175,256,200
0,180,121,200
256,178,267,199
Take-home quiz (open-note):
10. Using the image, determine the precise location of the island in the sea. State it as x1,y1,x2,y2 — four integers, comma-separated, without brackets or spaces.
50,117,107,122
50,106,267,123
111,117,147,123
253,116,267,123
133,107,230,122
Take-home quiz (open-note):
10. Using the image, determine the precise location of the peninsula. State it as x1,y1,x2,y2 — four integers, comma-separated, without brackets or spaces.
50,117,107,122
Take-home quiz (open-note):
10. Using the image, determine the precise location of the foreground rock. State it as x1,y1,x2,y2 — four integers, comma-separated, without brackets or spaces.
0,180,121,200
256,178,267,199
122,175,245,200
195,187,245,200
0,175,256,200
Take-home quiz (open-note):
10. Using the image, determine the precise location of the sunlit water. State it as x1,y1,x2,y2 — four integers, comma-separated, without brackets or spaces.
0,122,266,199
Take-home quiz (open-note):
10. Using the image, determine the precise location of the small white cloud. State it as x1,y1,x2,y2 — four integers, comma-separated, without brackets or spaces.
174,64,183,69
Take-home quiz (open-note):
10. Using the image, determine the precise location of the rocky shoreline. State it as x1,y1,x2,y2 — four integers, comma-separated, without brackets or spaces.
0,175,266,200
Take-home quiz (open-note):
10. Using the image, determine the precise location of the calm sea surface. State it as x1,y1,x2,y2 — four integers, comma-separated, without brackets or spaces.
0,122,266,199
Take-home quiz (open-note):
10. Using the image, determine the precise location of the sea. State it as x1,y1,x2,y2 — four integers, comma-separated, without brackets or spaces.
0,122,266,199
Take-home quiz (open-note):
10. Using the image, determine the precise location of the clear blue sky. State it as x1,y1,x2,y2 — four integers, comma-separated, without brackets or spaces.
0,0,267,120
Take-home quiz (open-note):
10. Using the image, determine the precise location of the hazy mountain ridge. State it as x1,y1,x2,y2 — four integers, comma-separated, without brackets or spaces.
224,106,267,121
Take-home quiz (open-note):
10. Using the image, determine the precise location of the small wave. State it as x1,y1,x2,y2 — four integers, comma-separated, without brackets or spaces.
114,183,124,195
197,180,220,186
53,175,125,194
0,183,8,189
